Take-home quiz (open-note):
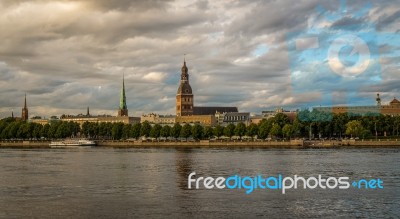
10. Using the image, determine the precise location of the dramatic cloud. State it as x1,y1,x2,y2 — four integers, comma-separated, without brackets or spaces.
0,0,398,118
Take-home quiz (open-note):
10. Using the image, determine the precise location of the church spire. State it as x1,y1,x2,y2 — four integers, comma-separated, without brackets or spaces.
118,74,128,116
21,93,28,121
181,57,189,81
24,93,27,109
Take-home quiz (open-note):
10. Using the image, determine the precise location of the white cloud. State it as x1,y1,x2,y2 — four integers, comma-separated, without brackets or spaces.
0,0,398,118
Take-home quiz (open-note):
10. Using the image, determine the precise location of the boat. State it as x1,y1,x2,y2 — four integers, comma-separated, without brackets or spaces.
49,139,96,148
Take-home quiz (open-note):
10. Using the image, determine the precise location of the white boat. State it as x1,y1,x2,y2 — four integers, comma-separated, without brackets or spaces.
50,139,96,148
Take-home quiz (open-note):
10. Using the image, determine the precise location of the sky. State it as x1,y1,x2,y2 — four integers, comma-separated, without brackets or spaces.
0,0,399,118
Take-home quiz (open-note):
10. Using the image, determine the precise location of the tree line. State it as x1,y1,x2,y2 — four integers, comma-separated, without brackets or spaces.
1,110,400,140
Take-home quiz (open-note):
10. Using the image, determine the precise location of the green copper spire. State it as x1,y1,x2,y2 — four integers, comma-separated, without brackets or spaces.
119,74,127,110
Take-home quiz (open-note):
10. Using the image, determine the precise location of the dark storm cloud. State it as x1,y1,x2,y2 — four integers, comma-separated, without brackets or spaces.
0,0,398,118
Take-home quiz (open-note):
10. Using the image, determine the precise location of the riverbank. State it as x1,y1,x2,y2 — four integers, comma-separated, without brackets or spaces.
1,139,400,148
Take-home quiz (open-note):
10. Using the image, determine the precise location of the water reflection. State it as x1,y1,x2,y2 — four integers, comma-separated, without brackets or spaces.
175,148,193,190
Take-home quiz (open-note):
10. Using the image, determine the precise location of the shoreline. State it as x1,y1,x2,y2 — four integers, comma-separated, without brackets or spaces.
1,139,400,149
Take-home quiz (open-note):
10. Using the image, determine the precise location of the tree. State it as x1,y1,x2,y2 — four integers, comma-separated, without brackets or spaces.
130,123,141,139
55,122,70,138
112,122,124,140
282,124,293,139
273,113,290,127
345,120,365,138
234,122,246,139
82,121,91,138
171,123,182,139
32,123,43,139
140,121,151,138
203,126,213,139
48,121,60,139
246,123,258,139
180,124,192,140
213,125,224,139
270,124,282,138
160,125,171,139
150,124,162,139
192,124,204,140
333,113,349,139
394,116,400,136
292,118,302,137
122,124,132,139
224,124,235,140
258,119,272,139
99,122,113,139
41,124,50,138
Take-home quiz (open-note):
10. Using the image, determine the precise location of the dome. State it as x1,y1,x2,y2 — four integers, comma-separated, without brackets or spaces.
181,64,188,73
177,83,192,94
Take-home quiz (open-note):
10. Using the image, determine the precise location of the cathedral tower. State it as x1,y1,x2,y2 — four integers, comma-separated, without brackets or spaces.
21,93,28,121
176,59,194,116
118,75,128,116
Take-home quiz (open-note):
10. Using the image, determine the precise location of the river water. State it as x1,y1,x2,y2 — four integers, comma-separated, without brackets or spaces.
0,147,399,218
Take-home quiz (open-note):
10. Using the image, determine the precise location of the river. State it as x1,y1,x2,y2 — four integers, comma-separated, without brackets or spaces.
0,147,399,218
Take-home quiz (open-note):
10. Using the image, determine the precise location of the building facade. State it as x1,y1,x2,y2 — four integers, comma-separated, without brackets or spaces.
215,112,250,126
175,115,216,126
262,108,297,121
314,94,400,116
60,114,140,126
141,113,176,125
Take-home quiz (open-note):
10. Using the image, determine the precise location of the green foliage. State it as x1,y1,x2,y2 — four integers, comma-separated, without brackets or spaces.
234,122,246,139
122,124,132,139
246,123,258,139
160,125,171,138
258,119,273,139
1,113,400,140
180,124,192,139
224,124,235,139
273,113,290,127
345,120,365,138
282,124,293,139
150,124,162,139
213,125,224,139
171,123,182,139
111,122,124,140
292,118,302,137
130,123,141,139
192,124,204,140
203,126,213,139
270,124,282,138
140,121,151,137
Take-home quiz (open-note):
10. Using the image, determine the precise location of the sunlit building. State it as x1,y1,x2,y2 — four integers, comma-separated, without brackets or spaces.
175,59,237,126
314,93,400,116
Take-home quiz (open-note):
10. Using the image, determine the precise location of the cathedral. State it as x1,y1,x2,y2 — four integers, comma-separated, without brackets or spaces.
175,59,238,125
176,59,194,116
